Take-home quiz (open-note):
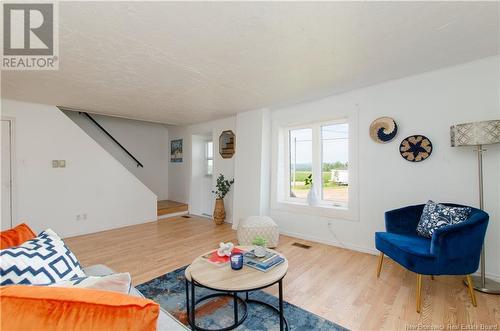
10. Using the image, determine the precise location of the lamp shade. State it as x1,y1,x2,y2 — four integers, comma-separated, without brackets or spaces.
450,119,500,147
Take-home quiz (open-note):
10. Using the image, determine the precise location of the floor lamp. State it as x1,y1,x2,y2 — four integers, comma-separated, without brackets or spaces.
450,119,500,294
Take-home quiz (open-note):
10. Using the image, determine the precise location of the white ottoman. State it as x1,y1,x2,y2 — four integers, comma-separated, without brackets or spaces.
237,216,279,248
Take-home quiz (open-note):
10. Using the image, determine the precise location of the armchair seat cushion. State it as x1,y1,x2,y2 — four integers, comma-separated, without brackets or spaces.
375,232,437,274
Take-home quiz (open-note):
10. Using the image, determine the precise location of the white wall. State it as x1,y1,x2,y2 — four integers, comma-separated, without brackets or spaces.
168,117,236,223
232,108,271,229
64,111,169,199
1,99,157,238
267,56,500,278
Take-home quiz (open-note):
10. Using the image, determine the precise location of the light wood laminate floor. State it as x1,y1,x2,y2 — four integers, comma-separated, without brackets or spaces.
65,216,500,331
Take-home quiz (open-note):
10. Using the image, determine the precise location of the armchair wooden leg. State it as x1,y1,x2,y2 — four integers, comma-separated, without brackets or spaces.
431,275,434,280
416,274,423,313
465,275,477,307
376,252,384,278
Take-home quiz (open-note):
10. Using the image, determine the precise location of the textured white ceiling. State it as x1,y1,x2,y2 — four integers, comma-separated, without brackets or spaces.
2,2,499,125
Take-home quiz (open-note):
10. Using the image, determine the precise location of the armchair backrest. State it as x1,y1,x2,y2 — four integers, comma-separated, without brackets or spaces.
430,205,489,263
385,203,489,239
384,204,425,235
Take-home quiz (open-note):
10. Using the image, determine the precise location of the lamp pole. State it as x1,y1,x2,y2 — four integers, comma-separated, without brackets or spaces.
466,144,500,294
451,120,500,294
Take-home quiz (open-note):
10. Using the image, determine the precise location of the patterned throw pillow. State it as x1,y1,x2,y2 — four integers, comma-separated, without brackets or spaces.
0,229,85,285
416,201,471,238
48,273,132,294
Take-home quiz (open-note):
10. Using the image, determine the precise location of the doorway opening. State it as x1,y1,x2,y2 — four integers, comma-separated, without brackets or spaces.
190,133,214,218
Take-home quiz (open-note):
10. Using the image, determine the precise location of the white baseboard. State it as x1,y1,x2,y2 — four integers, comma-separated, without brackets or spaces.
189,213,212,221
157,211,188,220
278,229,378,255
64,217,157,239
472,271,500,282
279,230,500,282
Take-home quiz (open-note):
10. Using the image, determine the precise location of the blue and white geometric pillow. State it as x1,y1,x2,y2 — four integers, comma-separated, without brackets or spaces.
416,200,471,238
0,229,85,285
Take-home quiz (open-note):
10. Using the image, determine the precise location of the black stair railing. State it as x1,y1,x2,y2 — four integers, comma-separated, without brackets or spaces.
79,112,144,168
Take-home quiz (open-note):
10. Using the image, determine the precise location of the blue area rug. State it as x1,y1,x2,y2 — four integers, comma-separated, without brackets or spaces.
137,266,348,331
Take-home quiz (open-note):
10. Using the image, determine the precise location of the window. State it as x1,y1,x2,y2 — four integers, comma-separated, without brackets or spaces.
321,123,348,208
285,120,349,209
206,141,213,176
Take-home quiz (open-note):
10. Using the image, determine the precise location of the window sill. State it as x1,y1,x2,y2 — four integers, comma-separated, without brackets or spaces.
272,199,358,221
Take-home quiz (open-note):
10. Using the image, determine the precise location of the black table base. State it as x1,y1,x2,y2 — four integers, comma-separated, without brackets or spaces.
185,277,288,331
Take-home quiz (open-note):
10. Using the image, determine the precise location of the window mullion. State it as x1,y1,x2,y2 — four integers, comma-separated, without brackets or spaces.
284,130,291,200
311,124,322,198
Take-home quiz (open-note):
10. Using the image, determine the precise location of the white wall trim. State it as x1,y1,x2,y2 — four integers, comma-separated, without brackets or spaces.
189,213,214,221
279,229,378,255
157,211,189,220
63,217,157,239
472,271,500,283
1,117,17,229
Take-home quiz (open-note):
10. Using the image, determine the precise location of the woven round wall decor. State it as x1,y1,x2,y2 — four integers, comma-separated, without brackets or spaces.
399,135,433,162
369,117,398,143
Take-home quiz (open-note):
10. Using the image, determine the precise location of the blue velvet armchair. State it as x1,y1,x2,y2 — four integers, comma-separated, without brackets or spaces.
375,203,489,313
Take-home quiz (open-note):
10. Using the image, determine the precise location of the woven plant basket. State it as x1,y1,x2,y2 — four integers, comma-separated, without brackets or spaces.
213,198,225,225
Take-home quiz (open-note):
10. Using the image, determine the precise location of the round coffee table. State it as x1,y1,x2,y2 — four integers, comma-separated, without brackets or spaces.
185,246,288,331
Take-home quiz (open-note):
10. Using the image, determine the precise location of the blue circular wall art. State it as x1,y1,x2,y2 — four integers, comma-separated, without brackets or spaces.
369,117,398,143
399,135,433,162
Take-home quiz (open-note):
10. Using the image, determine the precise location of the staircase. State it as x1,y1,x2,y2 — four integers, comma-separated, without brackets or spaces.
157,200,188,219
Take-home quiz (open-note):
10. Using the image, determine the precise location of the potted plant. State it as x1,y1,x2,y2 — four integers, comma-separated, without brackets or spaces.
212,174,234,225
304,173,318,206
252,235,268,257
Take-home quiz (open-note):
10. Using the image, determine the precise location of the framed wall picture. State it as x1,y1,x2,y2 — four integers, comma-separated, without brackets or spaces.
170,139,183,163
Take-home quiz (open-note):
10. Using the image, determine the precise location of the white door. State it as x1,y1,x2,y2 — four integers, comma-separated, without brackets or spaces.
1,120,13,230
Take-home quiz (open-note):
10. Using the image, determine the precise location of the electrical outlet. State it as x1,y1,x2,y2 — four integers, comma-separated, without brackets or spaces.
76,214,81,221
52,160,59,168
82,213,87,220
59,160,66,168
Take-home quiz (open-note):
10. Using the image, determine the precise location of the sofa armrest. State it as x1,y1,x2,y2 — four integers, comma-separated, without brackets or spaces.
82,264,115,277
84,264,188,330
385,205,424,235
129,287,189,331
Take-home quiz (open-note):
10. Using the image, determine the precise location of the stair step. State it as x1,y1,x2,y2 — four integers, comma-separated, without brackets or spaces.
157,200,188,217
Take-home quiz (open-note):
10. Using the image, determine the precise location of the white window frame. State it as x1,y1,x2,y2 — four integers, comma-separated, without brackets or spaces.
285,119,348,207
271,111,359,221
205,140,213,176
284,124,314,205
